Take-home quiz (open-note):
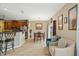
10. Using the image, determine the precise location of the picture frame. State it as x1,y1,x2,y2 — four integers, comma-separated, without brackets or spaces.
68,5,77,30
64,17,67,24
58,14,63,30
36,23,42,30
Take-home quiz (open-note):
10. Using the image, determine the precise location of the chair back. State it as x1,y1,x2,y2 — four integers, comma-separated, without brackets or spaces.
0,32,3,49
5,32,16,39
0,32,3,40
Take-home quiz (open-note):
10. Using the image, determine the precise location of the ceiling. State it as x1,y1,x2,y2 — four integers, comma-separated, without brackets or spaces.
0,3,65,21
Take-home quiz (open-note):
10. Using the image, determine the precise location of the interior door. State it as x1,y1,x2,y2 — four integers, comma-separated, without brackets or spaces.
53,20,56,36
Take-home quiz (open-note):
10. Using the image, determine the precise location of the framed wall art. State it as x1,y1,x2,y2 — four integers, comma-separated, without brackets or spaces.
58,14,63,30
35,23,42,30
68,5,77,30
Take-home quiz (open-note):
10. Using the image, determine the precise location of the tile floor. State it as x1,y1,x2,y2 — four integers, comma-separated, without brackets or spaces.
4,39,49,56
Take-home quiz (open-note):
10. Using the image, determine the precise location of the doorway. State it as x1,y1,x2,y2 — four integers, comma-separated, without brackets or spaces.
53,20,56,36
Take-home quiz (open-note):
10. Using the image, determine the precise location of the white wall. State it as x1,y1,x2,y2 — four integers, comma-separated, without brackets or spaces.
76,4,79,56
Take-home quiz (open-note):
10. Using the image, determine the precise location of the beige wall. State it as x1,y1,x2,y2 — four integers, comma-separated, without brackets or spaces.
52,3,77,40
28,20,48,39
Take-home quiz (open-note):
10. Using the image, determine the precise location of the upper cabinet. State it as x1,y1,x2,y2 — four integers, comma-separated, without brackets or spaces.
0,20,4,32
3,20,29,31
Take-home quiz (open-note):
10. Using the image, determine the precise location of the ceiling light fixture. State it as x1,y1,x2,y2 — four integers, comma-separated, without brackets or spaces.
38,17,40,19
21,10,24,14
3,8,8,11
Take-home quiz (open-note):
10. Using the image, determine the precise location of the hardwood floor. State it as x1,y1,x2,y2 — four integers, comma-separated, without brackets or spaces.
4,39,49,56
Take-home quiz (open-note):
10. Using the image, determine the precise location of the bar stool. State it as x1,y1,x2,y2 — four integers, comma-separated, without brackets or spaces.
4,32,16,55
0,32,3,55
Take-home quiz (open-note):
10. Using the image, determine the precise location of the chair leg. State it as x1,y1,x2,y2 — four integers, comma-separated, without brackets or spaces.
0,44,3,55
12,41,14,51
4,42,7,55
0,48,2,52
0,51,1,56
0,50,3,56
34,38,35,42
1,49,3,53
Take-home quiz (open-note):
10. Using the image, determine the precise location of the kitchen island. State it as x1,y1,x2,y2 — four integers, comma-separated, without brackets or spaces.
14,31,25,48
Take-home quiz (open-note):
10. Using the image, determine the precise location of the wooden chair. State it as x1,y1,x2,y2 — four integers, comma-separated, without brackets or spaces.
4,32,16,55
34,32,45,42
